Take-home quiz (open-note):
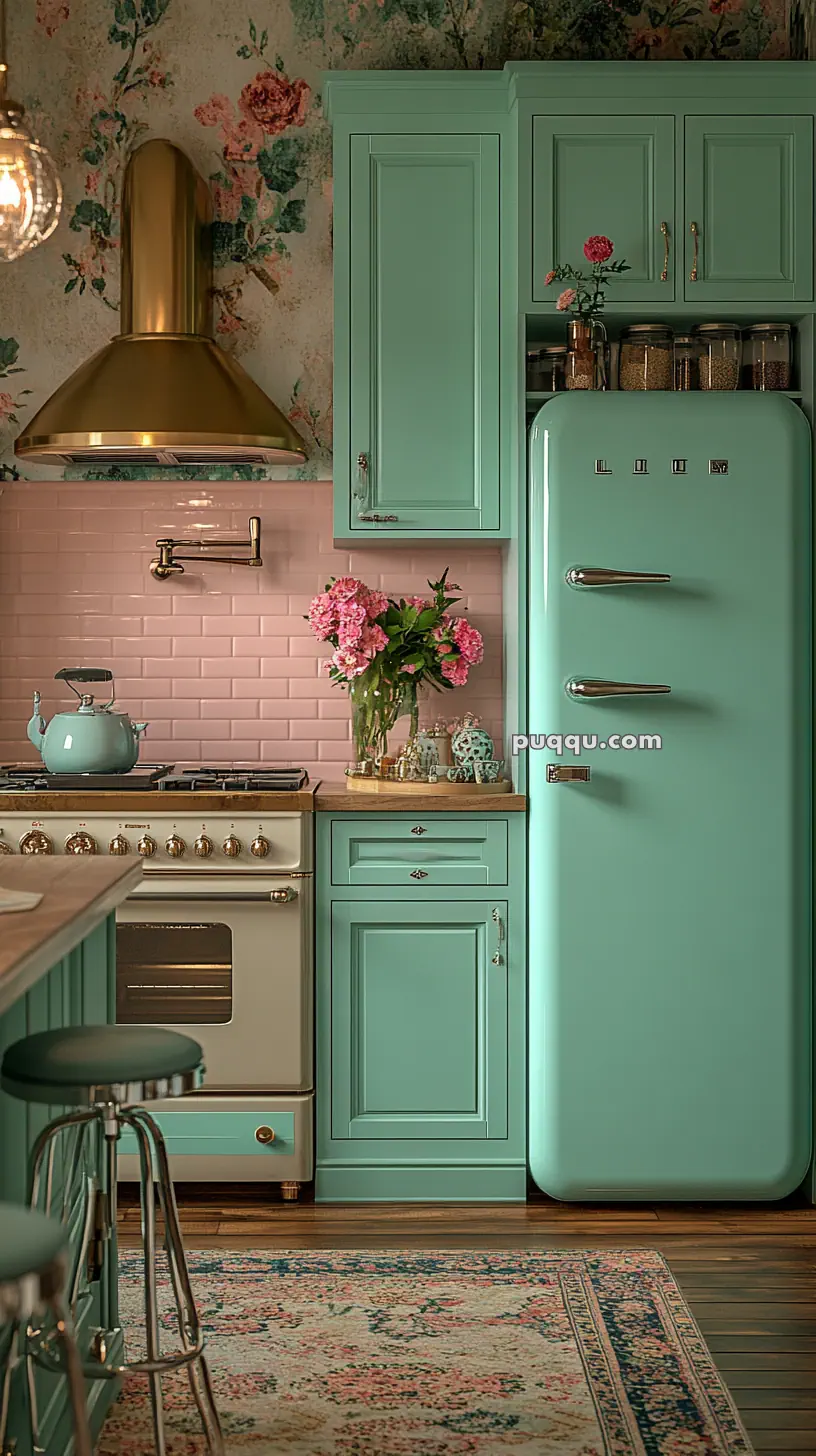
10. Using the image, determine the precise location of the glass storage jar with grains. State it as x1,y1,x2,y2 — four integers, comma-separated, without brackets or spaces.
693,323,741,391
525,348,542,390
743,323,792,391
536,344,567,392
673,335,697,391
618,324,673,391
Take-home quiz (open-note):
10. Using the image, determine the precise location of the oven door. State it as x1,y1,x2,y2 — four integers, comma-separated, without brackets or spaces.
115,875,312,1093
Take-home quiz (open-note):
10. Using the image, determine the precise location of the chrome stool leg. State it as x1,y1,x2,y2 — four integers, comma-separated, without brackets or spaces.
127,1108,225,1456
129,1114,168,1456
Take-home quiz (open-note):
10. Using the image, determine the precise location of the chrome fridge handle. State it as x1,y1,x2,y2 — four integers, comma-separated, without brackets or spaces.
566,679,671,699
566,567,671,588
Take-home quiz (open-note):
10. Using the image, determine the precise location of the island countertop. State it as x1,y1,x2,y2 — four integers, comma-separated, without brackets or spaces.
0,857,142,1016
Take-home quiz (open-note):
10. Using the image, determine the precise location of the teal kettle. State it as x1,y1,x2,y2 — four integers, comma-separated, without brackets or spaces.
27,668,148,774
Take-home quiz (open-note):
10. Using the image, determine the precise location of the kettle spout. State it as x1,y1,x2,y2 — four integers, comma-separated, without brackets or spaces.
133,722,149,739
27,691,46,751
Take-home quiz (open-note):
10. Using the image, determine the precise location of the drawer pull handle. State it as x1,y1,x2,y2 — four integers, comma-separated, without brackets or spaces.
660,220,669,283
410,869,428,880
492,906,505,966
255,1126,276,1145
689,221,699,283
410,826,427,836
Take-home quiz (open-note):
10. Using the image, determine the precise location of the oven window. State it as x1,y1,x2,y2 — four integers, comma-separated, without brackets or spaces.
116,923,233,1025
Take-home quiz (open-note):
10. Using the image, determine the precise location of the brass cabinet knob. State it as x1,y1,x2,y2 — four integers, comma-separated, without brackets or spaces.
222,834,241,858
255,1125,276,1145
65,831,98,855
19,829,53,855
108,834,130,855
250,835,270,858
137,835,156,858
194,834,214,858
410,869,428,880
165,833,185,858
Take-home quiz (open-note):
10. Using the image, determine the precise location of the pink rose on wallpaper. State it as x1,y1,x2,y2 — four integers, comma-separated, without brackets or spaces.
0,393,16,422
216,313,242,335
212,180,244,223
239,70,310,135
36,0,70,37
85,170,101,196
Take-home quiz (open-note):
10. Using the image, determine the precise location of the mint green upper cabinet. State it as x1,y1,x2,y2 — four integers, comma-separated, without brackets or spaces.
342,133,501,536
532,117,676,304
684,116,813,302
329,899,508,1142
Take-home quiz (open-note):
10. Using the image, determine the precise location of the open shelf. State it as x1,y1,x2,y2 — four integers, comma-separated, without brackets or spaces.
526,390,803,411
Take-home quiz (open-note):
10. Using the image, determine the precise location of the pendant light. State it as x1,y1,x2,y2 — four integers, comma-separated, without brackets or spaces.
0,0,62,262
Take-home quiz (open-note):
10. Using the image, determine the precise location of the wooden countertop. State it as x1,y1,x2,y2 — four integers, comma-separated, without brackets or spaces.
0,857,143,1017
0,787,318,814
314,783,527,812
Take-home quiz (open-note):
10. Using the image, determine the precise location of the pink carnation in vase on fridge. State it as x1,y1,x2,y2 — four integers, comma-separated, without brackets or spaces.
544,234,630,391
306,569,484,775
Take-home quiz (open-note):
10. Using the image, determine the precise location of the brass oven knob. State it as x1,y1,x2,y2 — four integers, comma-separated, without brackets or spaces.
0,837,13,854
222,834,241,858
194,834,213,858
137,835,156,858
250,835,270,858
65,831,97,855
19,829,53,855
255,1126,276,1145
165,833,185,858
108,834,130,855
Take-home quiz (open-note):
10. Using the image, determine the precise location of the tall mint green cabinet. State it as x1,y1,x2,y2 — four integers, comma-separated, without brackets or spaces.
316,813,526,1201
326,61,816,1204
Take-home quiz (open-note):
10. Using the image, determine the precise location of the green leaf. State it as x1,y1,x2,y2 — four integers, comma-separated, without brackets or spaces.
260,28,268,51
276,198,306,234
236,44,253,57
416,609,437,631
91,277,106,294
249,18,257,41
113,0,136,21
0,338,20,370
257,137,305,195
69,199,112,236
275,53,285,70
82,146,103,166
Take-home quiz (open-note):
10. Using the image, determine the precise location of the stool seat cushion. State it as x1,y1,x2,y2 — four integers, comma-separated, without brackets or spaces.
0,1202,67,1283
2,1026,203,1092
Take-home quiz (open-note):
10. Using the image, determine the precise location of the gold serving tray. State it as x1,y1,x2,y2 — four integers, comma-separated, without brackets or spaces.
346,776,512,795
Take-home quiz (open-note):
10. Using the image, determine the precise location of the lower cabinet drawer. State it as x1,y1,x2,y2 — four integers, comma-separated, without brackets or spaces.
331,818,508,886
118,1108,296,1162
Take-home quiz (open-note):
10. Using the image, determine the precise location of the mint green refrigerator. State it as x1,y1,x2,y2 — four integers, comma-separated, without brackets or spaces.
528,392,812,1200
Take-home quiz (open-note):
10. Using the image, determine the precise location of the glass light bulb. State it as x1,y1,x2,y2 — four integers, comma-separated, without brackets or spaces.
0,115,62,263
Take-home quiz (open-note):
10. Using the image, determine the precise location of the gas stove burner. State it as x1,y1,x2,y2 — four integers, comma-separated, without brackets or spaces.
0,764,173,792
158,766,309,793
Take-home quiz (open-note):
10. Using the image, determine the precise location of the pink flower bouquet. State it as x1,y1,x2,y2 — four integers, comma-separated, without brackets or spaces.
307,570,484,764
544,234,630,323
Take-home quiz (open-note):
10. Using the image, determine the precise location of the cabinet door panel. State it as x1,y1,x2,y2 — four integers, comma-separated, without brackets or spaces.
347,134,500,533
532,116,675,303
684,116,813,302
330,900,508,1141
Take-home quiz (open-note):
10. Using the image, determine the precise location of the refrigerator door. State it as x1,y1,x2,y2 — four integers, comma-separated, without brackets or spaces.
528,392,811,1200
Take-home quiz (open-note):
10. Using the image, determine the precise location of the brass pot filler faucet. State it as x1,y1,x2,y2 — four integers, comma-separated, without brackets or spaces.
150,514,262,580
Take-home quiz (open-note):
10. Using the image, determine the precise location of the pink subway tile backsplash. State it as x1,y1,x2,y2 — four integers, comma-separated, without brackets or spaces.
0,483,504,776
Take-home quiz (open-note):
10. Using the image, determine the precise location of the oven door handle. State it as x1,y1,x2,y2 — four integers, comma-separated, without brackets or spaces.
130,888,298,903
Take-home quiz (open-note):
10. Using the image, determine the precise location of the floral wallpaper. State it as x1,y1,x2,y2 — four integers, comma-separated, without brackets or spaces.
0,0,800,481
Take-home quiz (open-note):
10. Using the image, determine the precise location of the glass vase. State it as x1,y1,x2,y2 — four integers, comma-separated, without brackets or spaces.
349,668,419,768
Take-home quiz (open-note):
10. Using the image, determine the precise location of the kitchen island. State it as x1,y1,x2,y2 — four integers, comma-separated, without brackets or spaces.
0,856,141,1456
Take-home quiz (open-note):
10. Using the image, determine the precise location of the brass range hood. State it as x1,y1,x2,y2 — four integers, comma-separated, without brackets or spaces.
15,139,307,468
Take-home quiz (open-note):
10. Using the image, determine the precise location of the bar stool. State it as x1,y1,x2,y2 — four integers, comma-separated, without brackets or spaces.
1,1026,224,1456
0,1201,92,1456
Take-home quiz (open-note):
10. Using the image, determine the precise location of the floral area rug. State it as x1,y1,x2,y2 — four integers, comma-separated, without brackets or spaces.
99,1248,754,1454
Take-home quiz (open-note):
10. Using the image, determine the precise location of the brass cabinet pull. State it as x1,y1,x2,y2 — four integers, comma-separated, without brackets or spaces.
410,869,428,879
255,1126,276,1145
410,826,426,836
358,513,399,523
566,566,671,588
689,221,699,282
660,221,669,282
566,678,671,699
491,907,505,966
